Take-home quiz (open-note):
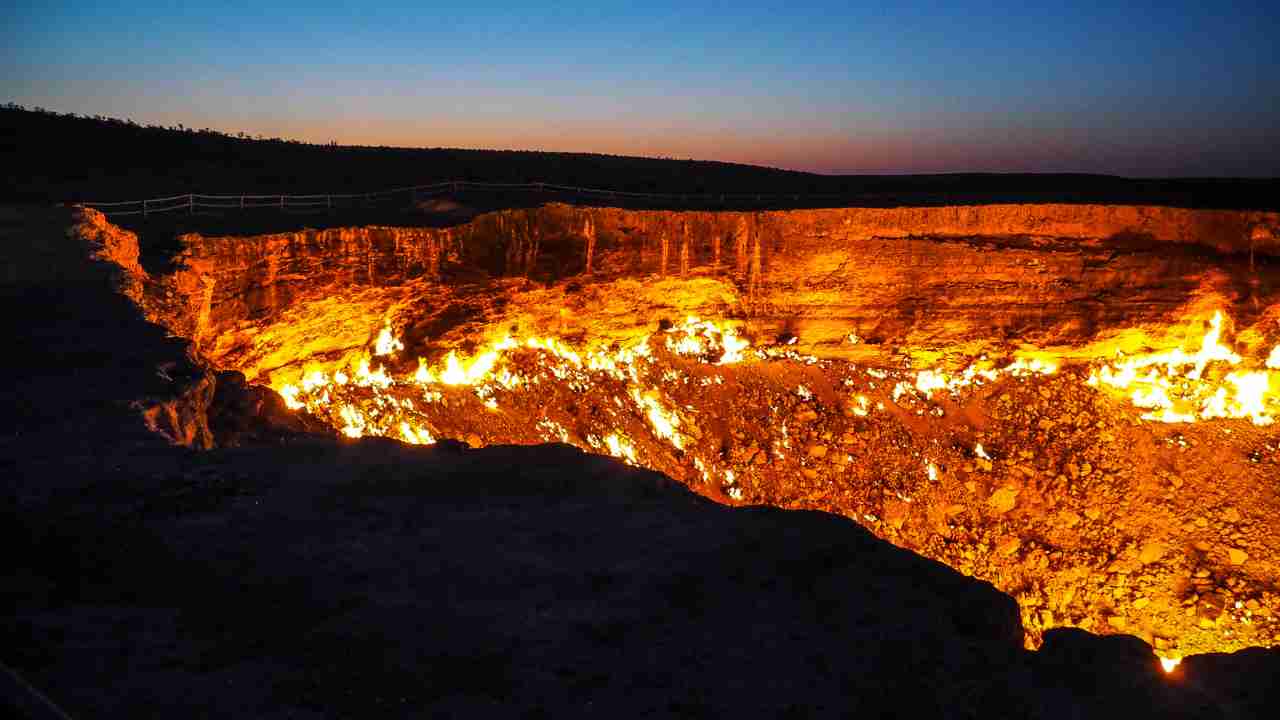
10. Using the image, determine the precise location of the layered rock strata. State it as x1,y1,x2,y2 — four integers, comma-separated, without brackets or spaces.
93,203,1280,388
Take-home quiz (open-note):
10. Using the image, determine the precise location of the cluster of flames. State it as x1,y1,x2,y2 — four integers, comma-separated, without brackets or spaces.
277,315,1062,462
1087,312,1280,426
277,316,748,456
909,357,1060,401
278,310,1280,458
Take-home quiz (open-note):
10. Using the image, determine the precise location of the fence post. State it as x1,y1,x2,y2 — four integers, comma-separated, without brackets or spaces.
189,194,194,214
143,199,148,217
327,195,331,211
280,195,285,210
240,196,244,210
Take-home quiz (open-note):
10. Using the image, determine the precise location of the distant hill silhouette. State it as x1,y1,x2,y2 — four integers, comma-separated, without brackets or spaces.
2,104,1278,210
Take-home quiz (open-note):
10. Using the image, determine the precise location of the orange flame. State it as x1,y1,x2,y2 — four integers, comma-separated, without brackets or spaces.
1087,312,1278,425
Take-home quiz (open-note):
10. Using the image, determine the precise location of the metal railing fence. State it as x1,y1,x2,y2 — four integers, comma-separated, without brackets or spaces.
81,180,853,217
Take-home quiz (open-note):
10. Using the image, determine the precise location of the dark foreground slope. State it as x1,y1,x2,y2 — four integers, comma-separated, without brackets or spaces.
2,205,1279,718
3,106,1279,210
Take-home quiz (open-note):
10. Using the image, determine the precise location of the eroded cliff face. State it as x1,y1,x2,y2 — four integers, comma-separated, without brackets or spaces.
72,209,330,449
118,202,1280,388
79,203,1280,661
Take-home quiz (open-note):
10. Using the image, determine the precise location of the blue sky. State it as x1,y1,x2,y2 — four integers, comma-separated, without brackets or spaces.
4,1,1278,175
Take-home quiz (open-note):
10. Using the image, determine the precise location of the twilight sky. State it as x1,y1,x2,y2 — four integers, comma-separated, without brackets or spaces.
4,1,1279,176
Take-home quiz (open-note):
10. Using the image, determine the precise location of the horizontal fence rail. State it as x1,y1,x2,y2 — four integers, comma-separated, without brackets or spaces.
79,180,857,217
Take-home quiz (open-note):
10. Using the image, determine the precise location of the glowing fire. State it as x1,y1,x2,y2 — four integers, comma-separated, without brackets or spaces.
603,433,637,464
664,316,750,364
399,421,435,445
1087,312,1279,426
629,387,685,450
276,318,744,454
374,323,404,356
281,311,1278,461
913,357,1056,401
1158,655,1182,673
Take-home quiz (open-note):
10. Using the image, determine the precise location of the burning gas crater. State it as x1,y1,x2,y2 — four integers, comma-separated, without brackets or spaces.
274,309,1280,663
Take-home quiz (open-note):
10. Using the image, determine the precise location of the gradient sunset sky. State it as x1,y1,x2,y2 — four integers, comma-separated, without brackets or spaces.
4,1,1279,176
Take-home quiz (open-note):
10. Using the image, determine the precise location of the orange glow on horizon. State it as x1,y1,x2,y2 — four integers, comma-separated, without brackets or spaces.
123,110,1091,176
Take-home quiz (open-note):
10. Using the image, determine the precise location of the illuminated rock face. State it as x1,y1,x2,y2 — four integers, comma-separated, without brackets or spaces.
118,203,1280,386
81,204,1280,660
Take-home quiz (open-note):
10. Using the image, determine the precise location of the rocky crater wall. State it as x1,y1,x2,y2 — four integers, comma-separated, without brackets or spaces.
84,202,1280,386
